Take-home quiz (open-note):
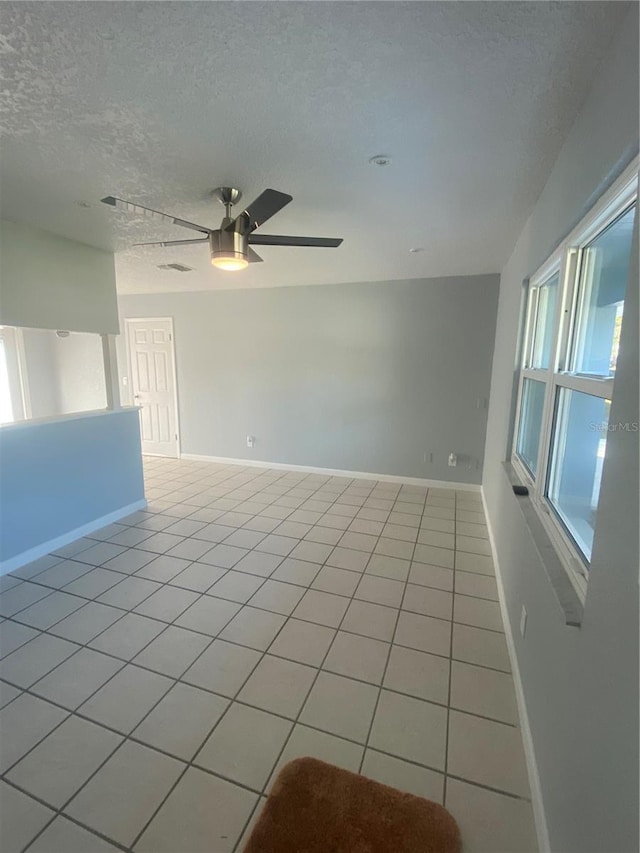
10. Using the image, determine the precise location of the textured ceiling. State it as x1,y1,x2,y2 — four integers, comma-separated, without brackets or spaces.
0,1,628,293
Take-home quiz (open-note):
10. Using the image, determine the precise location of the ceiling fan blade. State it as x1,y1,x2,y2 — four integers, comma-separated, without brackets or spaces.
248,234,343,248
133,238,209,248
101,196,210,235
247,247,263,263
239,189,293,232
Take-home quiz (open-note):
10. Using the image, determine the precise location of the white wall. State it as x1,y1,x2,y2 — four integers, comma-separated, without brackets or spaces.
482,8,639,852
119,273,499,484
0,219,118,334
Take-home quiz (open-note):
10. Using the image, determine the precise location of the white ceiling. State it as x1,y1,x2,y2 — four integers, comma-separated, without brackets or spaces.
0,1,627,294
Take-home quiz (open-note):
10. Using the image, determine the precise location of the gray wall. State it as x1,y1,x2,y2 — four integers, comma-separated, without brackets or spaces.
483,7,639,852
118,274,499,484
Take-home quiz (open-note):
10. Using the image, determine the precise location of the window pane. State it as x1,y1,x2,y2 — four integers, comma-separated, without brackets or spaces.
547,388,610,563
516,378,546,476
572,204,636,377
530,273,559,369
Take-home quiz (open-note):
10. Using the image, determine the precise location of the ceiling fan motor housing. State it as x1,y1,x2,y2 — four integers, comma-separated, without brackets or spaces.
209,219,248,269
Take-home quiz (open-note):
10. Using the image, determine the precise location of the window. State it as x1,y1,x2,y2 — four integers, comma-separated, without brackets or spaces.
512,160,637,598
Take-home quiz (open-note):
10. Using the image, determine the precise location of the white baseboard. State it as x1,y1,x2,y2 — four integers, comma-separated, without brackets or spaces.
0,499,148,576
179,453,481,492
481,488,550,853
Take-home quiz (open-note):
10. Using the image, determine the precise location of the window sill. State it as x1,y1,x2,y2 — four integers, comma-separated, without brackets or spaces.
502,462,584,628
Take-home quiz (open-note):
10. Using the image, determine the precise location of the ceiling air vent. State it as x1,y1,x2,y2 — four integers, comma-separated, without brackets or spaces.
157,263,194,272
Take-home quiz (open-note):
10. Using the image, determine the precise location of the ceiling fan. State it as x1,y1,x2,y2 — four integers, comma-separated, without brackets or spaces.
101,187,343,271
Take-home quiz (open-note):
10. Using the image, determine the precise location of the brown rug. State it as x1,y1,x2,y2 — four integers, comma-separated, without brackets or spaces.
242,757,461,853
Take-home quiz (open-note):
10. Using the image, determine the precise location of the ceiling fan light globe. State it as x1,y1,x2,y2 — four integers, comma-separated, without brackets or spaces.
211,252,248,271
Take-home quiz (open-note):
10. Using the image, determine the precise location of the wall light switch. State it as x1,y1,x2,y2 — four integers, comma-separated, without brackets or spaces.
520,605,527,638
246,435,255,448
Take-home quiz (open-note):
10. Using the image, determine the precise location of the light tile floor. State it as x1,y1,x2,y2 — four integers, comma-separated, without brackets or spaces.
0,457,538,852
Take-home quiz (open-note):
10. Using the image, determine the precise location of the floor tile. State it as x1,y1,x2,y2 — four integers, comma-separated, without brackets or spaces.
402,583,453,620
26,815,120,852
0,619,39,658
271,557,322,586
163,518,207,538
237,654,316,718
0,582,52,617
107,526,154,548
32,559,93,589
0,680,22,709
289,540,334,564
52,538,97,559
455,571,499,601
341,599,397,641
323,631,389,684
317,514,352,531
413,543,454,569
89,612,165,660
267,724,363,791
417,529,455,549
293,589,349,628
456,535,492,556
450,660,518,724
8,715,122,807
375,537,414,560
65,740,183,848
420,516,455,533
231,550,283,578
0,692,68,773
192,522,236,543
326,546,370,572
166,538,215,561
338,531,378,552
383,644,449,704
349,518,385,536
136,532,185,555
12,592,83,631
454,594,503,631
408,561,454,591
135,766,257,853
219,606,286,650
208,570,265,603
268,618,335,667
134,585,200,621
102,548,156,575
9,553,60,579
452,623,511,672
199,543,249,569
196,702,292,789
394,611,451,657
369,689,447,770
248,579,305,615
354,574,404,608
0,633,79,688
134,625,211,677
134,554,191,583
63,568,124,599
174,595,240,636
80,664,173,733
254,533,297,556
447,710,530,797
182,639,261,697
96,576,161,610
0,780,55,852
299,671,378,742
445,777,538,853
273,520,312,538
133,682,228,760
312,565,360,596
455,551,495,576
455,522,489,540
361,749,444,802
304,526,343,546
456,510,487,525
223,529,268,550
72,542,127,566
365,553,410,582
169,561,227,592
32,648,123,709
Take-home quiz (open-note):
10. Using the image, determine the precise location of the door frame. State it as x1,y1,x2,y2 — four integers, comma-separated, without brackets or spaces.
124,316,181,458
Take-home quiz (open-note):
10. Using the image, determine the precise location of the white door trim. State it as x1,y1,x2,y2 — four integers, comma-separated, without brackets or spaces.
124,317,181,457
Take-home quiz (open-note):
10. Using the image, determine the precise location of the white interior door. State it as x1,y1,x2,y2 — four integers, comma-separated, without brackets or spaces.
126,318,179,457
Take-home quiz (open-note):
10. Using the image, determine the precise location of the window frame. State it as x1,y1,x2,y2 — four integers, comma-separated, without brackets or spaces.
511,157,638,601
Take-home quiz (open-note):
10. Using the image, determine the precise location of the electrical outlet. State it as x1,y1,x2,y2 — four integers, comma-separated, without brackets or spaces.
246,435,255,448
520,605,527,638
448,453,457,467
